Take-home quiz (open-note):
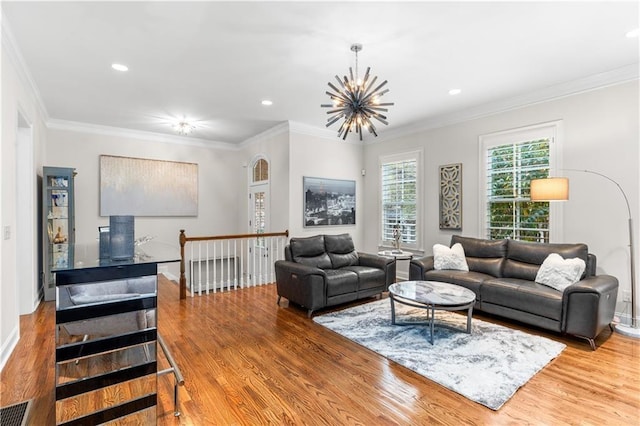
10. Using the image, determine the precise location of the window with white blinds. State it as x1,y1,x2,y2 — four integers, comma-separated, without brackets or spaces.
380,152,421,248
480,122,562,243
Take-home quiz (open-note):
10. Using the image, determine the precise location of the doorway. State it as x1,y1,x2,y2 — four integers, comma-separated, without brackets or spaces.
16,110,38,314
248,157,270,283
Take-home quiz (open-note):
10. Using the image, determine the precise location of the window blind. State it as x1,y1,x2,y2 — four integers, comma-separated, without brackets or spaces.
381,159,417,245
485,138,551,242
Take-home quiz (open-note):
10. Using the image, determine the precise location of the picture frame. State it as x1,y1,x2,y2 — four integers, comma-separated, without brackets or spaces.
303,177,356,227
100,155,198,217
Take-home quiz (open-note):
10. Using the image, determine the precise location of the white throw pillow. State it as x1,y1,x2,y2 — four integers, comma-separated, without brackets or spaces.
433,243,469,271
535,253,586,292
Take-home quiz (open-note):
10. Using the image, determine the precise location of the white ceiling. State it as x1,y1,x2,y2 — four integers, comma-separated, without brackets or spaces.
2,1,638,146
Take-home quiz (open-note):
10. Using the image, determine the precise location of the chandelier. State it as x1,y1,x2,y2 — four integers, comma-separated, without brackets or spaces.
321,43,394,140
173,121,195,135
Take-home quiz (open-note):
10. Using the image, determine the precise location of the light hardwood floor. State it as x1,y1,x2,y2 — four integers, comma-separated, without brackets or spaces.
2,276,639,425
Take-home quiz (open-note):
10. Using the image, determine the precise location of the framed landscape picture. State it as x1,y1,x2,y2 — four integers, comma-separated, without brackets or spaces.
303,177,356,227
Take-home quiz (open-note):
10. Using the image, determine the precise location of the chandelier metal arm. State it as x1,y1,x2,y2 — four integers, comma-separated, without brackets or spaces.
362,75,378,95
325,90,350,104
327,81,342,93
361,80,389,103
326,115,342,127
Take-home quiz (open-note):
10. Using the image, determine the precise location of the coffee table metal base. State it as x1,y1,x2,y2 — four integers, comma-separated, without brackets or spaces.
390,294,474,345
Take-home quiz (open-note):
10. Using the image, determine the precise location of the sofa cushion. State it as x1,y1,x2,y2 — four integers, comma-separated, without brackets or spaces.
290,235,332,269
504,240,589,281
433,243,469,271
423,270,489,297
325,233,359,268
535,253,586,292
343,266,386,291
324,269,358,296
481,277,563,321
451,235,507,277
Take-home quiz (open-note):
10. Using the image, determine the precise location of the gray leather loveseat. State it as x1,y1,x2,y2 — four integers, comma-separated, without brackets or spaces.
409,235,619,349
275,234,396,317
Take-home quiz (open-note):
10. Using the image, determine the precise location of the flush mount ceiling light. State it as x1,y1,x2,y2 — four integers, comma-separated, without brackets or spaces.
173,121,195,135
261,100,273,106
321,43,394,140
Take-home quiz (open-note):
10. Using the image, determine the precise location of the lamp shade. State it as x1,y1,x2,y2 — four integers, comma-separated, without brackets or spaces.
530,177,569,201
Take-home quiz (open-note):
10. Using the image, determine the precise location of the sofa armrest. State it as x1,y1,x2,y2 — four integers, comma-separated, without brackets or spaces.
565,275,619,296
562,275,619,340
275,260,326,278
358,252,393,269
409,256,434,281
358,252,396,286
275,260,327,312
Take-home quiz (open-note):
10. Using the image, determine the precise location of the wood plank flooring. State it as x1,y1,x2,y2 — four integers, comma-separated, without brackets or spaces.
2,275,639,425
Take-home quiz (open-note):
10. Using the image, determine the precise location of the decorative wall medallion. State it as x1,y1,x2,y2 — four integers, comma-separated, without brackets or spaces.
439,163,462,230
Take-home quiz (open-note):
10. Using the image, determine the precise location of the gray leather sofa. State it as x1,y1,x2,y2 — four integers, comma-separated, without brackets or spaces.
409,235,619,349
275,234,396,317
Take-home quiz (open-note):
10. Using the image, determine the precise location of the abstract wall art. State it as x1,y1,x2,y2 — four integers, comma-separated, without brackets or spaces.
100,155,198,217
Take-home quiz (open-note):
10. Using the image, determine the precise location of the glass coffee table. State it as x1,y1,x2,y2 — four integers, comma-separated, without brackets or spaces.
388,280,476,344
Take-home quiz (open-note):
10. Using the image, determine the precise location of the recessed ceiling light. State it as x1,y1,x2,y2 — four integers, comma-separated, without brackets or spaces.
111,63,129,72
448,89,462,96
261,100,273,106
626,28,640,38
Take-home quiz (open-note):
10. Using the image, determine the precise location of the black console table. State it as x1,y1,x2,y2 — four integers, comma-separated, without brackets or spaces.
54,242,179,425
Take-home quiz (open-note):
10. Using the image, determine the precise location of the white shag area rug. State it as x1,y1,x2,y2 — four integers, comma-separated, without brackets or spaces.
313,298,566,410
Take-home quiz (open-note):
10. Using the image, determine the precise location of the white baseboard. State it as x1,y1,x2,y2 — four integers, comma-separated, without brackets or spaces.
161,271,179,282
396,272,409,281
615,310,639,326
0,324,20,373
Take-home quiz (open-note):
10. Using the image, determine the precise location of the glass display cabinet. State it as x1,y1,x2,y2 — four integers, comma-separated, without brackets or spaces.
43,166,76,301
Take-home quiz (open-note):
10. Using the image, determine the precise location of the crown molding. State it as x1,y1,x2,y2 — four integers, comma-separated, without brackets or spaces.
1,10,49,123
238,121,290,148
289,120,366,145
47,119,239,150
373,64,640,144
288,120,336,140
239,120,360,149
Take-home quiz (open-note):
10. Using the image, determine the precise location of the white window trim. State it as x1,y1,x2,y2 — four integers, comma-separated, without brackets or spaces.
248,155,271,233
478,121,564,242
378,149,423,251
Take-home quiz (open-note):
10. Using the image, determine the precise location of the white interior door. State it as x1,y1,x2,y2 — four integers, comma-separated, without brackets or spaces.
249,184,270,283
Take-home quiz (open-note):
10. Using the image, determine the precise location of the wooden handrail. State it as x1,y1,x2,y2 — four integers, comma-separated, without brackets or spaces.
181,230,289,243
179,229,289,299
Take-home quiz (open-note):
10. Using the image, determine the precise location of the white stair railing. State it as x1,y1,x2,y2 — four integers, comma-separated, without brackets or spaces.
179,230,289,298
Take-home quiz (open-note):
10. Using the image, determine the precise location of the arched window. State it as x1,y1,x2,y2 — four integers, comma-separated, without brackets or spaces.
253,158,269,183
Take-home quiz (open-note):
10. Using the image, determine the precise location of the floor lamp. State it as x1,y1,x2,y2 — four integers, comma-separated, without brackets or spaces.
530,169,639,339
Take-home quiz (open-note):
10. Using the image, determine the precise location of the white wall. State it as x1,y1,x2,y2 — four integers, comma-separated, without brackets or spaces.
45,128,245,278
288,129,365,248
363,81,639,323
1,33,47,370
238,123,290,234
